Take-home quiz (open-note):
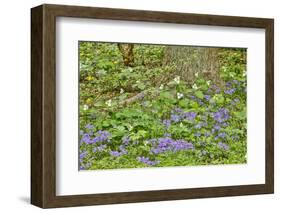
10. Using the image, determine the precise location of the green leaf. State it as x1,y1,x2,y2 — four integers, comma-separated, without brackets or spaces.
195,91,204,99
179,99,189,108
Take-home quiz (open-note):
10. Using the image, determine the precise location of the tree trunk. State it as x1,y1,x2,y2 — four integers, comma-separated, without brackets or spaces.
118,44,135,67
163,46,221,84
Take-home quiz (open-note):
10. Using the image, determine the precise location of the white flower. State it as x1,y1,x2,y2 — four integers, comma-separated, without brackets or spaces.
127,124,133,131
159,84,164,90
83,104,89,110
105,99,112,107
195,72,199,77
192,83,198,90
120,88,124,94
206,80,211,86
177,92,184,99
174,76,180,84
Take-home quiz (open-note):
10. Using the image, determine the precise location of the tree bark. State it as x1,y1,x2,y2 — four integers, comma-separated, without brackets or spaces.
163,46,221,83
118,43,135,67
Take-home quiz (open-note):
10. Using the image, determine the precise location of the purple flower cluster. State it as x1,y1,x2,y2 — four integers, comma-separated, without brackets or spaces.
136,156,160,166
204,95,211,101
79,151,88,160
109,136,130,157
215,132,227,140
162,119,171,128
226,80,240,87
81,133,92,144
79,151,91,170
122,135,130,146
92,144,107,152
212,85,221,93
224,88,236,95
85,124,94,129
110,150,124,157
218,142,229,151
183,111,197,120
162,108,197,130
110,144,128,157
81,129,111,144
213,108,229,123
195,122,207,129
171,114,181,122
150,137,194,154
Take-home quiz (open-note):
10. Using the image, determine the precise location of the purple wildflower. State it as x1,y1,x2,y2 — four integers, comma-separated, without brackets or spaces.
119,145,128,154
198,100,204,105
81,133,92,144
213,108,229,123
85,124,94,129
226,81,232,87
173,108,184,114
232,79,239,84
110,151,122,157
194,122,203,129
214,124,221,131
183,111,197,120
190,95,196,100
122,136,130,146
150,137,194,154
218,142,229,150
172,140,194,152
212,85,221,93
164,133,171,137
171,114,181,123
146,139,157,145
218,132,227,138
92,144,107,152
79,151,87,159
109,144,127,157
92,130,111,143
204,95,211,101
224,88,236,95
221,122,229,127
136,156,160,166
152,137,174,154
162,119,171,128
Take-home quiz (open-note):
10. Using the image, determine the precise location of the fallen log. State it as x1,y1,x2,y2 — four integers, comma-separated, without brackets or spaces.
119,89,160,106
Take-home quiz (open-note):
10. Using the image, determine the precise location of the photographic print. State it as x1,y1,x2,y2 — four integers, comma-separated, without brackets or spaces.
31,5,274,207
78,42,247,170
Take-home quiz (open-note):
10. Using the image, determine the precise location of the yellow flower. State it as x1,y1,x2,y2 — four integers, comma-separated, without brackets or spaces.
86,76,94,81
86,98,92,104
